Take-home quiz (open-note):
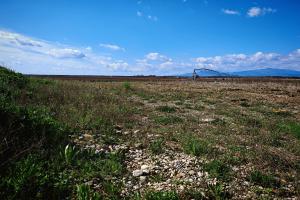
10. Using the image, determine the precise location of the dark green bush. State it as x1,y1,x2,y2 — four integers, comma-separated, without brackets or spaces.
144,190,179,200
248,170,280,188
204,160,231,181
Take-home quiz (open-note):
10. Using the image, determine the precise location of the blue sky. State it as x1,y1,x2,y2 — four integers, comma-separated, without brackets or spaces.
0,0,299,75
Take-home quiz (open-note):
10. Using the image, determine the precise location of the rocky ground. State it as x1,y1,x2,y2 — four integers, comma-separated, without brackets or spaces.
69,80,300,199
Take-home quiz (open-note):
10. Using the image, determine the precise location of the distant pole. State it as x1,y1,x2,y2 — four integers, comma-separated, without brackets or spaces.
193,69,196,80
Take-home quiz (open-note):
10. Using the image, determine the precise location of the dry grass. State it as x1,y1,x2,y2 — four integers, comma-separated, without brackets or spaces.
19,79,300,198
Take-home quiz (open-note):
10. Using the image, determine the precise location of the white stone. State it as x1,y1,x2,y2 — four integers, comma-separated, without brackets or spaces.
139,176,147,183
132,170,143,177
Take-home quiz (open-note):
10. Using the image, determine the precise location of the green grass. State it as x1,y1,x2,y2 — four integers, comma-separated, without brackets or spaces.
204,160,232,181
156,105,177,113
123,81,132,91
182,136,210,156
248,170,280,188
144,190,179,200
0,67,127,199
278,122,300,139
149,138,165,154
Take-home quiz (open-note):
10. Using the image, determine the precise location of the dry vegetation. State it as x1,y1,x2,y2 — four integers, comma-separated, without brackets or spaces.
1,68,300,199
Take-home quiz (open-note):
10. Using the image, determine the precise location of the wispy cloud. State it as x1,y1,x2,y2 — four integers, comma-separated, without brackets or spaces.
145,52,171,62
100,43,125,51
222,9,240,15
136,11,158,21
0,30,129,75
137,11,143,17
147,15,158,21
247,7,276,17
0,30,299,76
47,48,86,59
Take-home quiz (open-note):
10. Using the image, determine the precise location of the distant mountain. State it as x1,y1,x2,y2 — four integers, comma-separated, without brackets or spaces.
231,68,300,77
178,70,229,77
178,68,300,77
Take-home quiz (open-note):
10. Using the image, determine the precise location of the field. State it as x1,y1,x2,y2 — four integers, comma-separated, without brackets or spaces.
1,67,300,199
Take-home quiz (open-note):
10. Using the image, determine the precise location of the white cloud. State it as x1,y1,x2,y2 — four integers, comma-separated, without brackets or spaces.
145,52,171,62
222,9,240,15
106,60,129,71
0,30,128,75
136,11,158,21
100,43,125,51
147,15,158,21
0,31,43,47
0,30,299,76
247,7,276,17
193,51,300,72
47,48,86,59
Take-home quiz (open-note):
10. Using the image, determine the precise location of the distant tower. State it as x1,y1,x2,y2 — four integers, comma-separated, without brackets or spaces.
192,69,197,80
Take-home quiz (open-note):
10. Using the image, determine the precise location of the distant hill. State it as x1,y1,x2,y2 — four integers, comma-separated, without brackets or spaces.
231,68,300,77
178,68,300,77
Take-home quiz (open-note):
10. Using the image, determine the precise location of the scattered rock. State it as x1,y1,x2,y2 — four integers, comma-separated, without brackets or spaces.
140,176,147,183
200,118,216,123
188,170,195,175
133,170,143,177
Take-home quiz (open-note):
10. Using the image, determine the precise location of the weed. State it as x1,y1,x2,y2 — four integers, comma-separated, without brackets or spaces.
76,184,102,200
153,115,183,125
278,122,300,139
149,138,164,154
123,81,132,91
240,101,250,107
64,144,78,165
77,184,90,200
144,190,179,200
183,189,205,200
182,136,210,156
204,160,231,181
207,182,231,200
149,174,166,182
248,170,280,188
156,105,177,113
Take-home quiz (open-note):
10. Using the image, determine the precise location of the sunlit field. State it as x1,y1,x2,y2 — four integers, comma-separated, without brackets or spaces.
1,67,299,199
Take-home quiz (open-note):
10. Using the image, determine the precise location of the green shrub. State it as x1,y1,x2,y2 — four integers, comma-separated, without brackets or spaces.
64,144,78,165
248,170,280,188
204,160,231,181
144,190,179,200
123,81,132,90
156,105,177,113
154,115,183,125
207,182,231,200
183,137,210,156
183,189,205,200
149,138,164,154
278,122,300,139
76,184,102,200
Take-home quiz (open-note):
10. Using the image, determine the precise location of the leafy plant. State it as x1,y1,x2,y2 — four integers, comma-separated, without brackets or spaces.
64,144,78,165
278,122,300,139
204,160,231,181
207,182,231,200
77,184,90,200
183,136,210,156
154,115,183,125
123,82,132,91
144,190,179,200
150,138,164,154
156,105,177,113
248,170,280,188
